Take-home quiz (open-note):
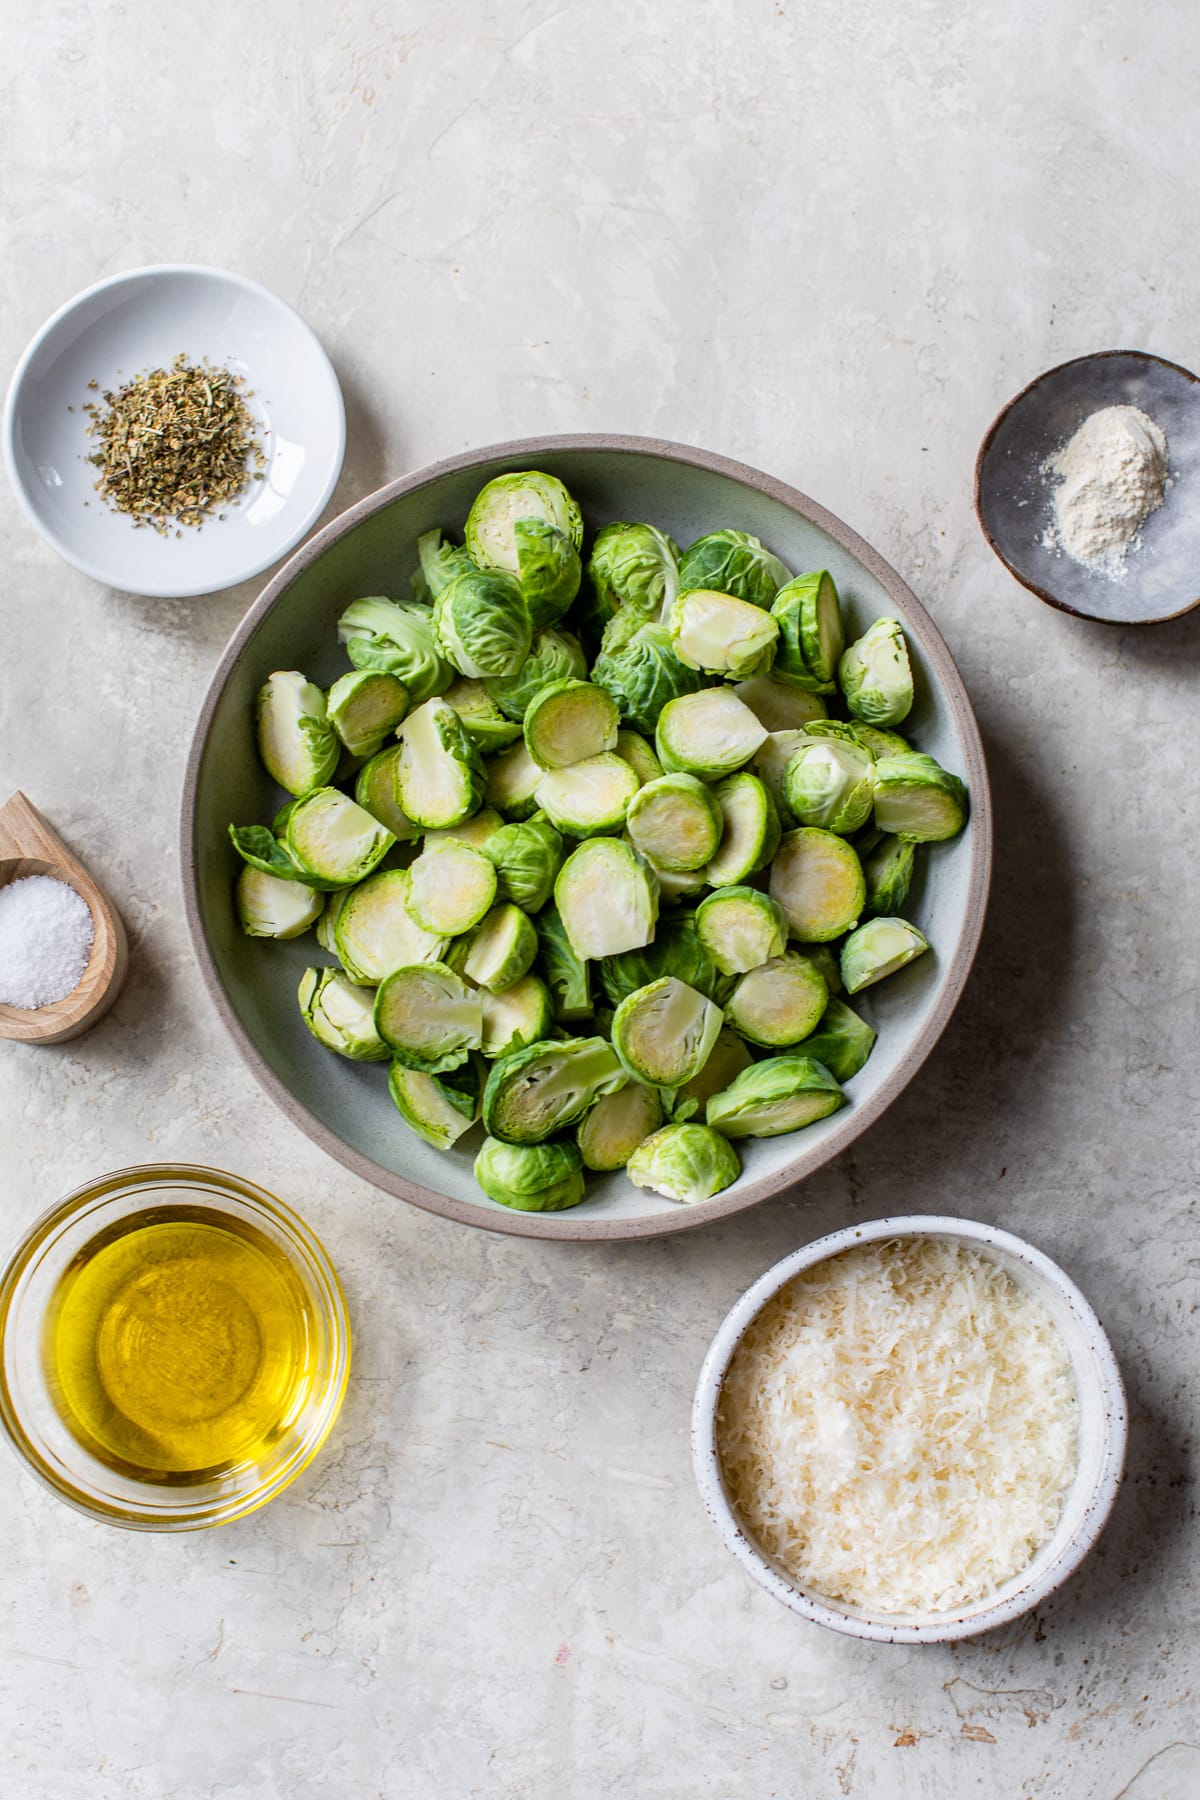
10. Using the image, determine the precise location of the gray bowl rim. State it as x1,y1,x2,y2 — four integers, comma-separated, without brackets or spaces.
2,261,347,598
181,432,993,1241
973,347,1200,627
690,1213,1128,1642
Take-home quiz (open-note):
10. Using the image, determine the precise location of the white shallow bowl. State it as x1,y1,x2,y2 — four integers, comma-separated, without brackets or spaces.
4,264,345,598
691,1215,1127,1642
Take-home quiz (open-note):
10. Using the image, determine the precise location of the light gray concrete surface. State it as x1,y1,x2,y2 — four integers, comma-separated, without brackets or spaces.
1,3,1197,1796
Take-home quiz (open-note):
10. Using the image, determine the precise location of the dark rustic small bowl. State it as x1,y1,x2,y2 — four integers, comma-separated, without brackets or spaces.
975,350,1200,626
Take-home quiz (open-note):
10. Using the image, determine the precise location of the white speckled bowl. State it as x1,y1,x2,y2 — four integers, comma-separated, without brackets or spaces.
691,1215,1127,1642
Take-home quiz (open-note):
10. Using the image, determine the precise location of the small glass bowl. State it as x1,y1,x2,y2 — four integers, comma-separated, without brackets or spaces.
0,1164,351,1530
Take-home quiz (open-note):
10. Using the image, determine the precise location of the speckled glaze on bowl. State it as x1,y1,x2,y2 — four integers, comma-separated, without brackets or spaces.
975,349,1200,625
691,1216,1127,1642
182,435,992,1240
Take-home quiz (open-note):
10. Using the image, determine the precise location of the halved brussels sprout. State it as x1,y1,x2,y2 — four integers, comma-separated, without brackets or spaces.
334,869,447,983
354,745,419,841
255,671,339,797
850,722,910,759
667,589,780,678
465,471,584,574
725,951,828,1048
625,1123,741,1204
463,903,538,992
695,887,788,975
315,889,346,956
374,963,482,1072
396,697,486,830
770,828,866,941
228,825,304,884
585,521,681,634
591,621,705,734
669,1026,755,1121
237,866,325,940
706,1055,845,1138
276,788,394,888
485,628,588,721
388,1061,479,1150
534,907,592,1020
405,840,497,936
484,739,544,821
614,729,663,785
598,911,729,1005
800,996,877,1082
626,773,723,872
298,968,389,1061
649,860,710,904
872,752,968,842
524,680,619,769
536,753,640,837
678,530,789,609
734,674,829,732
840,916,930,993
414,528,476,600
433,567,532,680
440,677,523,752
425,807,504,850
839,617,914,727
863,834,918,916
553,839,659,960
770,570,844,690
479,813,564,913
705,772,781,886
782,738,876,836
611,977,723,1088
338,596,452,707
482,1036,626,1143
474,1136,586,1212
480,972,556,1057
655,689,767,779
514,517,582,629
326,670,410,758
577,1082,663,1171
751,728,810,816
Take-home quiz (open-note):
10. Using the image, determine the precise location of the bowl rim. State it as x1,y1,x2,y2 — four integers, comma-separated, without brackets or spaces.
0,1160,352,1531
690,1213,1129,1642
2,261,347,599
973,346,1200,627
181,432,993,1240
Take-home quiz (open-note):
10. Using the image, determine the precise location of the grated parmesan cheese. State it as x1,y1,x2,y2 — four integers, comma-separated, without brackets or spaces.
716,1238,1079,1615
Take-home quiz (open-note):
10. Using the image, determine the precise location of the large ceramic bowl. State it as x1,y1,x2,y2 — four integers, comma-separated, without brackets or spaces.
183,435,991,1240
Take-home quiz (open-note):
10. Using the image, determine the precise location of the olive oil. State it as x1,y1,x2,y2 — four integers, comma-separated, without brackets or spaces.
45,1206,316,1482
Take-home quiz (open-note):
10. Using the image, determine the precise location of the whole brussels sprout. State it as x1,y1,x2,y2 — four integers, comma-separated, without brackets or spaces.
626,1123,741,1205
862,834,918,916
433,567,532,680
591,622,706,735
474,1136,586,1212
678,529,790,608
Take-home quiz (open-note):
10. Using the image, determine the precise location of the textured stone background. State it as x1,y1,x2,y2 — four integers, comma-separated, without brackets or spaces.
1,3,1197,1796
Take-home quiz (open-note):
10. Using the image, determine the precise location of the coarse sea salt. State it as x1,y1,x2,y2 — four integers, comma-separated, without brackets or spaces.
0,875,95,1009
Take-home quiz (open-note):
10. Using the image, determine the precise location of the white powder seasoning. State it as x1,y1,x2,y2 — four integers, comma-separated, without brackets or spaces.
1042,404,1170,579
0,875,95,1008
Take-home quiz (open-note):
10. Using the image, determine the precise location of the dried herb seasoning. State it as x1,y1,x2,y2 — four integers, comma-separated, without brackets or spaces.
81,354,266,532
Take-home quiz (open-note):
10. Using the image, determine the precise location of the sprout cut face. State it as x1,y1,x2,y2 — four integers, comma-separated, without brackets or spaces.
625,1124,741,1205
335,868,448,983
725,951,829,1048
553,838,659,960
839,616,914,727
396,697,486,830
695,887,787,975
482,1036,627,1143
655,689,768,779
279,788,395,888
668,589,780,678
326,670,410,758
610,976,723,1087
405,840,498,937
484,739,544,821
237,866,324,940
626,773,723,873
769,827,866,941
463,903,538,992
705,772,781,886
474,1136,586,1212
465,471,584,575
388,1063,479,1150
577,1082,663,1171
840,916,930,993
536,753,640,838
298,968,389,1061
872,753,968,842
706,1054,845,1138
354,745,418,841
480,972,555,1057
256,671,340,797
734,674,829,732
374,963,483,1072
524,680,619,769
782,738,876,836
614,730,663,786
